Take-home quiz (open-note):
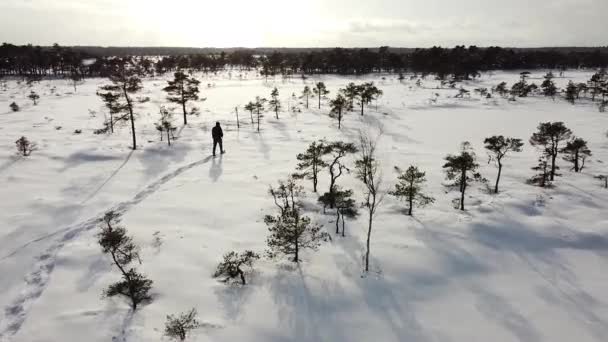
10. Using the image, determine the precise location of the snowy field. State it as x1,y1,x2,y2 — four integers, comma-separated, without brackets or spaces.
1,70,607,342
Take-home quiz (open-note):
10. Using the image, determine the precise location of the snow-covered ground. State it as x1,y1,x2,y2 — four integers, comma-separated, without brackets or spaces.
1,70,607,342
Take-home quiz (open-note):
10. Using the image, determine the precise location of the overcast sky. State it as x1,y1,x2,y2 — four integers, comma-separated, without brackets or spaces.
1,0,607,48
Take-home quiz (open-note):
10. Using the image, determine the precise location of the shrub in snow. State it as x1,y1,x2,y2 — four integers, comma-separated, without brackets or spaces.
213,250,260,285
293,140,328,193
389,166,434,216
15,136,36,156
561,138,591,172
484,135,524,193
9,102,19,112
565,81,578,104
529,122,572,182
443,142,484,211
164,308,200,341
98,211,152,310
28,91,39,105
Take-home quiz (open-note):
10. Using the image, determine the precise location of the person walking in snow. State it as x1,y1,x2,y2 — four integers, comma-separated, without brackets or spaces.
212,121,225,156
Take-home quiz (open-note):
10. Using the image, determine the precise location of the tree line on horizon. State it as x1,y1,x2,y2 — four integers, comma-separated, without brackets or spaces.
2,43,608,79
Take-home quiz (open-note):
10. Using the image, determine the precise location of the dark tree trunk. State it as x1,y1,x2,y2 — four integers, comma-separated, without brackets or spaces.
460,168,466,211
494,163,502,193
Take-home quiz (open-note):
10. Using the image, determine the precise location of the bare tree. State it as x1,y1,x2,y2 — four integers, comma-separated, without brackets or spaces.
355,133,384,273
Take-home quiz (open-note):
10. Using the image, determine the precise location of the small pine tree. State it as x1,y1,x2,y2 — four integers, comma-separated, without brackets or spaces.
565,81,577,104
529,122,572,181
15,136,36,156
10,102,19,112
528,156,552,187
541,72,557,100
265,177,329,262
357,82,383,115
319,188,357,236
269,87,281,119
300,86,312,109
313,82,330,109
293,140,328,192
254,97,266,132
98,211,152,310
244,101,256,124
389,166,434,215
494,82,509,97
163,70,202,125
155,106,177,146
265,208,328,263
213,250,260,285
28,91,40,105
164,308,201,341
340,83,359,111
561,138,591,172
329,94,348,129
484,135,524,193
97,65,144,150
443,142,482,211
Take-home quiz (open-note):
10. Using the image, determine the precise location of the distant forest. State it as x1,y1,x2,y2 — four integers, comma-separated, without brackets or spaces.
1,43,607,79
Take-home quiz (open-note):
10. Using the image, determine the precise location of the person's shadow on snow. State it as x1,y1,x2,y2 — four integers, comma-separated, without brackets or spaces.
209,154,223,182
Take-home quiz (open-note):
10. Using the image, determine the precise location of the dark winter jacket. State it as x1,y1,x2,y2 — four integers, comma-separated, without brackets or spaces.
212,125,223,140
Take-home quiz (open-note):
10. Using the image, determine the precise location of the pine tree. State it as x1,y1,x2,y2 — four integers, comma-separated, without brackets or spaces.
320,188,357,236
300,86,312,109
293,140,328,192
244,101,255,124
254,97,266,132
341,83,359,111
163,70,202,125
528,156,552,187
541,72,557,100
565,81,577,104
313,82,330,109
357,82,383,115
389,166,434,215
269,87,281,119
213,250,260,285
561,138,591,172
443,142,481,211
325,141,358,208
164,308,200,341
483,135,524,193
28,91,39,105
494,82,509,97
529,122,572,181
97,65,144,150
265,178,328,262
329,94,348,129
98,211,152,310
155,106,177,146
588,68,607,101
